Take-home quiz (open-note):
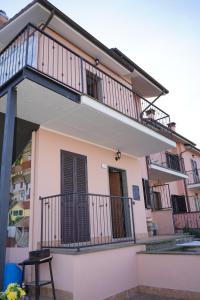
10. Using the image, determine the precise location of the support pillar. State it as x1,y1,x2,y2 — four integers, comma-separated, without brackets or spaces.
0,87,17,289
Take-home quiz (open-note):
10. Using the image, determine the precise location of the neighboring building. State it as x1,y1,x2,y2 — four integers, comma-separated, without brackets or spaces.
144,122,200,235
7,141,31,248
0,1,200,299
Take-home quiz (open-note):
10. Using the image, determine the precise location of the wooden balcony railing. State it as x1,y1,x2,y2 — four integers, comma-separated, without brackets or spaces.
0,24,171,135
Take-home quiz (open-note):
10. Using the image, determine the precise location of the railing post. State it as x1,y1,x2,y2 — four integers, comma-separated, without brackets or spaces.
40,196,43,249
25,25,30,66
76,194,80,251
80,59,84,94
131,199,136,242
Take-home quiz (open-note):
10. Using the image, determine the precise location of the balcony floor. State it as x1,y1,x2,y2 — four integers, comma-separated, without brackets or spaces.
0,78,175,157
148,163,188,182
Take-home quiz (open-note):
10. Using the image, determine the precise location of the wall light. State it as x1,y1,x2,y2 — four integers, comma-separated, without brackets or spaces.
115,150,121,161
95,58,100,66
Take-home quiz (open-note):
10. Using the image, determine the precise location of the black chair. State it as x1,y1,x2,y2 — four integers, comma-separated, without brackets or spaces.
19,254,56,300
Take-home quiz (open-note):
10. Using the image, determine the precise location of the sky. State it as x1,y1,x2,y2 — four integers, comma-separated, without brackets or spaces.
1,0,200,146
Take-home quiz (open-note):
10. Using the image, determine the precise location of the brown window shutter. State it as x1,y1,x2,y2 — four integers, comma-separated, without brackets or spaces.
61,150,90,244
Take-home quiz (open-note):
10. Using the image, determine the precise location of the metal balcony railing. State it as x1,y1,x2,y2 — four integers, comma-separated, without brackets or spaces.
0,24,171,135
148,151,185,173
186,169,200,185
151,184,172,211
40,193,135,250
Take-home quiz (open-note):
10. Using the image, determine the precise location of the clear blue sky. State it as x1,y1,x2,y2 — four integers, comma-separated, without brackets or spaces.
2,0,200,146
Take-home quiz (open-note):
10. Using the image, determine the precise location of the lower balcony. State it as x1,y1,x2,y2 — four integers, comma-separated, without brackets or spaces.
40,193,136,250
148,151,188,182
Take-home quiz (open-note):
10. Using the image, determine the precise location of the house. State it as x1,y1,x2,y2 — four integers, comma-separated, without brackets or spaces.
144,121,200,235
0,1,199,300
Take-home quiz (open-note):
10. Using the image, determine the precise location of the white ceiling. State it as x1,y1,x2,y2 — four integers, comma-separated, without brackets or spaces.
0,79,174,157
149,164,188,183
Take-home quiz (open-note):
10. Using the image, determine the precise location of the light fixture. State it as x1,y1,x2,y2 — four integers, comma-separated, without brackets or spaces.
95,58,100,66
115,150,121,161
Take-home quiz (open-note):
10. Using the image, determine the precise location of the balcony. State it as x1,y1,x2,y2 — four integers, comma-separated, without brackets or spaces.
40,193,135,250
0,24,175,157
148,151,188,182
186,169,200,190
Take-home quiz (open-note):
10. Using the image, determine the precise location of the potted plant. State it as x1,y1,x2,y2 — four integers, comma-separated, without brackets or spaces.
0,283,27,300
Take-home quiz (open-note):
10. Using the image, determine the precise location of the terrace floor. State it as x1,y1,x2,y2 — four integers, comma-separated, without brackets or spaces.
29,293,183,300
129,294,183,300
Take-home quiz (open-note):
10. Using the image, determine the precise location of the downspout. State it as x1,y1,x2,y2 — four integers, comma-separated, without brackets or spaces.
41,9,55,31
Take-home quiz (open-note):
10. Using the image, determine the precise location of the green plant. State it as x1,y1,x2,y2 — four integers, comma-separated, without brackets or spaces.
0,283,26,300
183,227,200,238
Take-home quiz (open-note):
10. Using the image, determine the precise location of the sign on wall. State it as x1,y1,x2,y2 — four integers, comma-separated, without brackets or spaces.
132,185,140,200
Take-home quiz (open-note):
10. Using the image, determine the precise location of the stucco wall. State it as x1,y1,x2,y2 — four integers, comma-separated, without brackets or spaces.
152,210,174,235
31,128,148,248
40,245,145,300
137,253,200,293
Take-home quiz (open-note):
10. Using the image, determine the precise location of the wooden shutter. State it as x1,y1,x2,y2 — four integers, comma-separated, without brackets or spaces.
142,179,151,209
61,150,90,244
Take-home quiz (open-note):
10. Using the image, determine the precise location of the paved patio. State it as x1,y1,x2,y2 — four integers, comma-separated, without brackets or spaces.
32,293,183,300
128,293,182,300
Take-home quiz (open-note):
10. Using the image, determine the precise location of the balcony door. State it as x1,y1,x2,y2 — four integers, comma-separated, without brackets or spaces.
191,159,199,183
61,150,90,244
109,167,130,239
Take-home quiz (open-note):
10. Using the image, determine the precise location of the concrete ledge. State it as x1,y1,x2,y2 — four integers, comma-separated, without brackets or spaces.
30,287,73,300
138,285,200,300
104,287,138,300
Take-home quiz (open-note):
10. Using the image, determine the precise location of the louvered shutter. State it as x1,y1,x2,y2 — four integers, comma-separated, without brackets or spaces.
61,150,90,244
142,179,151,209
75,155,90,242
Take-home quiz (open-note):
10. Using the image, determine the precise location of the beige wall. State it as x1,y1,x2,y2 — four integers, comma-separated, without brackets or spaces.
152,210,174,235
40,245,145,300
31,128,148,248
137,253,200,293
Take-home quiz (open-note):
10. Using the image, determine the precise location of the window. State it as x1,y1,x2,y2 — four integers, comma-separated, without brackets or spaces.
166,152,180,171
191,159,199,183
20,182,23,188
152,191,162,211
18,210,23,216
86,70,102,101
195,194,200,211
142,179,151,209
171,195,187,213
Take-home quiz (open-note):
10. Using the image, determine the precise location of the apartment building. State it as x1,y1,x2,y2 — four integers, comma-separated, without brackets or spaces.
0,1,199,299
144,122,200,236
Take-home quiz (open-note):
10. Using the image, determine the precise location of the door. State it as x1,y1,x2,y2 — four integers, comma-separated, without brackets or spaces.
109,168,128,238
61,150,90,244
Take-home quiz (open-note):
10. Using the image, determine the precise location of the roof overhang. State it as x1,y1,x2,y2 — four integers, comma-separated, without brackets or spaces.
0,0,168,98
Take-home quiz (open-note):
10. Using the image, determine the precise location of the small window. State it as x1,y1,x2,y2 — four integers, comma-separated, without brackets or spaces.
18,210,23,216
86,70,102,101
152,191,162,211
171,195,187,213
13,210,18,216
20,182,23,188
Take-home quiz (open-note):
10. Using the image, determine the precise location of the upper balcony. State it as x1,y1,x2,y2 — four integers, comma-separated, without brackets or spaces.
186,169,200,190
148,151,188,182
0,24,175,157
